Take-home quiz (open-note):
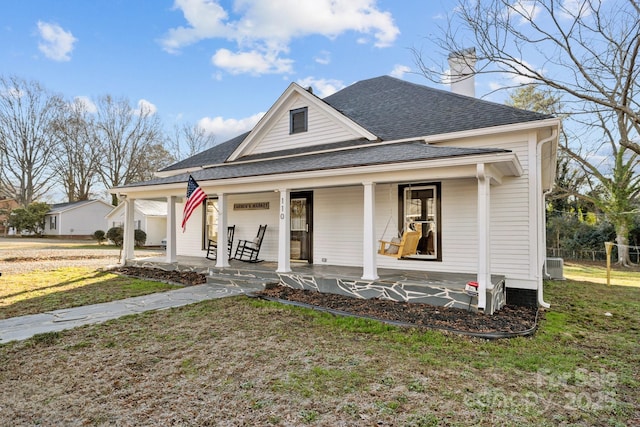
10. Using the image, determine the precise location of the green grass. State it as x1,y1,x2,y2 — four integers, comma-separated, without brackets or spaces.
564,261,640,286
0,264,638,425
0,267,180,319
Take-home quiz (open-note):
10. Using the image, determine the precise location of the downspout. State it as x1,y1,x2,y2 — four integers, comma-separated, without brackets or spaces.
536,129,558,309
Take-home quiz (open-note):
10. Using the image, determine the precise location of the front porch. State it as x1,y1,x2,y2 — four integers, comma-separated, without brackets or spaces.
126,256,506,313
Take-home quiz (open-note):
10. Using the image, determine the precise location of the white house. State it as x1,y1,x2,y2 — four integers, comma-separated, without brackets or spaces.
111,75,559,314
105,200,167,246
43,200,114,238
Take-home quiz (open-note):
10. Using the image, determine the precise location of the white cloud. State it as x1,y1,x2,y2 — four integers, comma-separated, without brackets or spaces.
198,112,264,141
36,21,77,61
314,50,331,65
135,99,158,115
162,0,399,75
510,0,542,23
296,77,344,98
507,59,545,84
390,64,411,79
488,81,504,92
73,96,97,113
160,0,230,54
212,49,293,75
560,0,592,19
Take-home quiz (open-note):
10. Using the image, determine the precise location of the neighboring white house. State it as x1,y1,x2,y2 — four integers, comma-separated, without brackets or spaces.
111,73,560,314
105,200,167,246
43,200,114,238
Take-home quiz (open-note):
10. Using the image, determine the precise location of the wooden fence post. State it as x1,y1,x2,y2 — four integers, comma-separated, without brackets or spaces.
605,242,613,286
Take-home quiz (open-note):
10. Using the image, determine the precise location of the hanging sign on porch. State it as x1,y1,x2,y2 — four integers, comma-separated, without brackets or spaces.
233,202,270,211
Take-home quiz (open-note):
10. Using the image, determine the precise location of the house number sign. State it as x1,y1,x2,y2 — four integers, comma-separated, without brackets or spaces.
280,194,285,220
233,202,270,210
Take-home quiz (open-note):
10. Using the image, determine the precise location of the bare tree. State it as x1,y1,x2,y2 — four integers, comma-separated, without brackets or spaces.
414,0,640,154
167,121,216,161
416,1,640,265
51,98,102,202
94,96,165,205
563,110,640,265
0,75,63,207
130,143,176,182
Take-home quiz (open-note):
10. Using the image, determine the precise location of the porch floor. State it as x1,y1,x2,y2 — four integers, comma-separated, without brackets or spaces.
126,256,506,313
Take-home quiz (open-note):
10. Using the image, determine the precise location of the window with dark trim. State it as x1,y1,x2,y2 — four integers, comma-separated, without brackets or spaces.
49,216,56,230
398,183,442,261
290,107,308,134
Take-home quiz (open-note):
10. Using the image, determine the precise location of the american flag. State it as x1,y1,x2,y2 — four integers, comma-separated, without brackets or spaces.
181,175,207,232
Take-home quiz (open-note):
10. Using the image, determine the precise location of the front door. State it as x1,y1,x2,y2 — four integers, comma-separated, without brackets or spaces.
290,192,313,262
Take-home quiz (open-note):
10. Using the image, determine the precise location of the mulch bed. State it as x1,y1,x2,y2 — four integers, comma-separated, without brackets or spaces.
258,285,540,337
115,266,207,286
114,267,540,336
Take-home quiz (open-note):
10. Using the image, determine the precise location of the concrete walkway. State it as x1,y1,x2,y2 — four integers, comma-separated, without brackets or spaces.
0,283,245,344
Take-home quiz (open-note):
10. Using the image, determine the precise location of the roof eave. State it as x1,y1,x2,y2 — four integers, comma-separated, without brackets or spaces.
422,117,561,144
111,151,521,196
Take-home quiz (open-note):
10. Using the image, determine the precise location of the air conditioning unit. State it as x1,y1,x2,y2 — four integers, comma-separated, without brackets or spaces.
546,257,565,280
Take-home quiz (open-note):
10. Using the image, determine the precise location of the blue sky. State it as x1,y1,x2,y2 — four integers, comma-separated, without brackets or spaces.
1,0,497,143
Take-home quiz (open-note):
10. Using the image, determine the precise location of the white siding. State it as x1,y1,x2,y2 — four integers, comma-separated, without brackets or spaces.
314,186,364,266
440,179,478,272
176,193,280,259
248,94,363,155
144,217,167,246
374,180,479,274
439,135,537,286
56,203,113,236
107,207,167,246
176,202,204,257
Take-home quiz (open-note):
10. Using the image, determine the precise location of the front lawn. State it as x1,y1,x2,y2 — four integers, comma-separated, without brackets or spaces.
0,266,638,426
0,267,179,319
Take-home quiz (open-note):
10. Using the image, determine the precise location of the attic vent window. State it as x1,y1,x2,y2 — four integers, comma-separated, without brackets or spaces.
290,107,308,134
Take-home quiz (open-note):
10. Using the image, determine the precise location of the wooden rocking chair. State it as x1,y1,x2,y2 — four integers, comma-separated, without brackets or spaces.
206,225,235,261
233,224,267,263
378,229,420,259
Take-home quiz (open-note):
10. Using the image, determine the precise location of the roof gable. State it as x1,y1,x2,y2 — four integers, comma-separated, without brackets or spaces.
227,83,376,161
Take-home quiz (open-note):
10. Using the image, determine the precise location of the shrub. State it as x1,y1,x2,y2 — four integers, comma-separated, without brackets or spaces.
92,230,106,244
134,229,147,247
106,227,147,247
106,226,124,246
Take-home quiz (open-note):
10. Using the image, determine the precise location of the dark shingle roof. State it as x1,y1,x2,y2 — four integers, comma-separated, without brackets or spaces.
160,131,250,172
323,76,552,140
119,142,508,188
153,75,551,181
48,200,100,213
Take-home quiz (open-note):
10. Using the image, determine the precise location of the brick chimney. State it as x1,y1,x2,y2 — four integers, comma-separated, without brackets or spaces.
448,48,476,97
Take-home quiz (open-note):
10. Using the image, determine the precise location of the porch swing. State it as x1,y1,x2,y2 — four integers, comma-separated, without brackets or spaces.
377,184,420,259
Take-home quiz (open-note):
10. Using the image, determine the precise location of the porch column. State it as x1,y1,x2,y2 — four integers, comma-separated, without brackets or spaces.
277,188,291,273
216,193,230,268
476,164,490,310
121,197,135,264
276,188,291,273
165,196,177,263
362,182,379,280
